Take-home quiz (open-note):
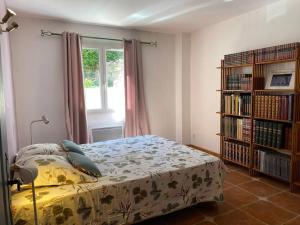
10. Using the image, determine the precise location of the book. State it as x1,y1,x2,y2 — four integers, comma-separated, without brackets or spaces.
255,95,293,121
226,74,252,90
255,149,290,181
223,140,249,166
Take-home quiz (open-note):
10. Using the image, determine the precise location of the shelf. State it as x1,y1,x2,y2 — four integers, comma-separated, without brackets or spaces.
255,58,297,65
222,113,251,118
254,143,292,156
252,168,290,183
222,64,253,68
223,135,251,144
254,89,298,93
223,158,250,168
222,90,252,93
254,117,292,124
294,181,300,187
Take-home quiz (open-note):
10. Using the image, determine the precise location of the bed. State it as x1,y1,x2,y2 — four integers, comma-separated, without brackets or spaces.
11,135,225,225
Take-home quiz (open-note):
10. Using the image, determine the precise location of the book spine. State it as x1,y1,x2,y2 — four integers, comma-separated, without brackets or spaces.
277,123,284,148
265,96,269,118
261,96,265,118
268,96,272,119
288,95,293,121
271,96,276,119
275,96,279,119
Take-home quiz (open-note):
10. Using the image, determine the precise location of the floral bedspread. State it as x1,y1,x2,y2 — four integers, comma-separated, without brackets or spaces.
12,135,225,225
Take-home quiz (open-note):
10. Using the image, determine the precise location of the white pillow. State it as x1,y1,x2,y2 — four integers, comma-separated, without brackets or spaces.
15,155,97,187
16,143,66,161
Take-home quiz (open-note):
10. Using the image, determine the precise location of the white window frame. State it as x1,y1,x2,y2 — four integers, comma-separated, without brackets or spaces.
83,43,124,113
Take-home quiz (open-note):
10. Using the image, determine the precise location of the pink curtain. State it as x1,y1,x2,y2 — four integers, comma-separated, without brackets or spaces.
124,39,150,137
62,32,88,144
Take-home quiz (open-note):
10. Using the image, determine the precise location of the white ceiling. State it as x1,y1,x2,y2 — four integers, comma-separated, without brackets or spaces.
7,0,278,33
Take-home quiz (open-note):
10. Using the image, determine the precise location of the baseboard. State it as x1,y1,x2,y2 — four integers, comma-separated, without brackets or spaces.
187,144,220,158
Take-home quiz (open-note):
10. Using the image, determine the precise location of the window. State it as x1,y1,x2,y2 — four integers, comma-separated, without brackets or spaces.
82,47,124,116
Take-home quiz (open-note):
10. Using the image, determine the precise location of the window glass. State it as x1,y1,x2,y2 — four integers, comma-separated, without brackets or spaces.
106,49,124,115
82,48,101,110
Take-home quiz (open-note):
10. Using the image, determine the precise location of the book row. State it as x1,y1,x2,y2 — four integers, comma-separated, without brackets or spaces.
254,120,292,150
255,95,293,121
225,74,252,90
223,94,251,116
223,141,249,166
223,117,251,142
223,43,299,66
254,43,298,63
254,149,290,181
224,51,254,66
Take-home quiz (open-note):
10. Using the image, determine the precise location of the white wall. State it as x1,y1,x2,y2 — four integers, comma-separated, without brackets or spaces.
175,33,191,144
0,0,18,160
190,0,300,153
10,17,176,148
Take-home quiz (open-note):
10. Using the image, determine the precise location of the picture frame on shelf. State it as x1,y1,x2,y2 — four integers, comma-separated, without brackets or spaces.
265,70,295,89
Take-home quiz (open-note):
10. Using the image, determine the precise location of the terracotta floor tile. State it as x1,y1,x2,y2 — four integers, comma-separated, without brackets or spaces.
243,200,296,225
196,201,234,217
225,170,250,185
223,181,234,190
196,222,216,225
214,209,265,225
224,187,258,207
225,163,249,175
283,216,300,225
137,217,168,225
164,206,205,225
258,175,290,190
269,192,300,214
239,180,281,197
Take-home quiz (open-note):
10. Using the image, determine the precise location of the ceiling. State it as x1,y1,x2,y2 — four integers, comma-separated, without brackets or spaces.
7,0,278,33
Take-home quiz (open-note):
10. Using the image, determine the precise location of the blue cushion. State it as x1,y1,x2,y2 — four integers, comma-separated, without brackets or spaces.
62,140,84,155
67,152,102,177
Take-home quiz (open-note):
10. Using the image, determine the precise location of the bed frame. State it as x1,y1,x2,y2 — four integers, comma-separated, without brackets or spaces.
0,41,12,225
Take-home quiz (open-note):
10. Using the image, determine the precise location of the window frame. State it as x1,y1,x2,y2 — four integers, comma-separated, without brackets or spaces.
82,44,124,113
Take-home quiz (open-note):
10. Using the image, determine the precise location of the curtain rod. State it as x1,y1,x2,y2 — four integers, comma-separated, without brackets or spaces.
40,29,157,47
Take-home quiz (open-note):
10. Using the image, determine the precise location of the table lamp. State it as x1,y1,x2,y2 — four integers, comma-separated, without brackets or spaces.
30,115,50,144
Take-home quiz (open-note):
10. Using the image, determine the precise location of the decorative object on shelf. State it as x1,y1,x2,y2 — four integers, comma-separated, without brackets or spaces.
265,70,295,89
9,164,39,225
30,115,50,144
0,8,19,33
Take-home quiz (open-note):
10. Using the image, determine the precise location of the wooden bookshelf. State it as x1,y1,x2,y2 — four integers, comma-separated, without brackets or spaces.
253,143,292,156
218,42,300,192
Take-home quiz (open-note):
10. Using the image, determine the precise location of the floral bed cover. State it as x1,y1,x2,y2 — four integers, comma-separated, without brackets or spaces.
12,135,225,225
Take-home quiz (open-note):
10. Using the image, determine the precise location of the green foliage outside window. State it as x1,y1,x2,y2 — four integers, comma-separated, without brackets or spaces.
82,48,123,88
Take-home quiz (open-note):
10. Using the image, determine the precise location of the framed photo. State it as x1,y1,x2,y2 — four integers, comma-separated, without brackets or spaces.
265,70,295,89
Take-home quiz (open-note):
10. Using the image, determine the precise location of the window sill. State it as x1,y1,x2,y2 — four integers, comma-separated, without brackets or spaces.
89,122,124,130
87,109,114,114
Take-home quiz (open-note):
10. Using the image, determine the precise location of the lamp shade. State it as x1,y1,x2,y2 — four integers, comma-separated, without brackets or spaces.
1,9,16,23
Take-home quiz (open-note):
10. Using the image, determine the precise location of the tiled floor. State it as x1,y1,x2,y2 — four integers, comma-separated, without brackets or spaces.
137,163,300,225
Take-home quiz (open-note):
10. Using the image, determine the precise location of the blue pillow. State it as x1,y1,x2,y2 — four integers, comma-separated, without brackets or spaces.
62,140,84,155
67,152,102,177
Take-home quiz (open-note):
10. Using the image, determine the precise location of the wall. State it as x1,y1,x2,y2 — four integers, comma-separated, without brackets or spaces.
10,17,176,148
0,0,18,160
175,33,191,144
190,0,300,153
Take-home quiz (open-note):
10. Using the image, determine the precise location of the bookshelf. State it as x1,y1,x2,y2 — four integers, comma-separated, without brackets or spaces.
218,43,300,192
